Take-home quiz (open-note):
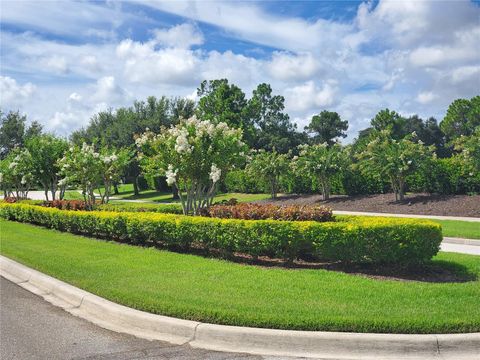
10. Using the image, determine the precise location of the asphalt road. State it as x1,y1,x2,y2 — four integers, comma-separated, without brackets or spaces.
0,277,270,360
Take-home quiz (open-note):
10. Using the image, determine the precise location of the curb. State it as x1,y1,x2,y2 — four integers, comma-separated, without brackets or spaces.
443,237,480,246
1,255,479,360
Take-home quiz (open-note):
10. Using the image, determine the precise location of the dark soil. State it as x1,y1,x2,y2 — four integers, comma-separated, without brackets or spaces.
256,193,480,217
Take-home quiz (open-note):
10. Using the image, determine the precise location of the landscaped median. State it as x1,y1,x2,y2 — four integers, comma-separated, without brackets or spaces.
0,203,442,265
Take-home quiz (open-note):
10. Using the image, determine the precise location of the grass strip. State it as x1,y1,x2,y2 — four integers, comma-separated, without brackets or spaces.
1,219,479,334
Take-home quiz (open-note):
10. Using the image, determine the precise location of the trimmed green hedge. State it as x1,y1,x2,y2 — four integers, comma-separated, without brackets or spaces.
0,203,442,265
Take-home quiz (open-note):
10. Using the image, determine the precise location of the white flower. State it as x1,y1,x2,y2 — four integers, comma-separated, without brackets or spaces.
8,162,17,169
21,175,27,185
58,178,68,186
407,160,412,165
165,165,178,185
209,164,221,183
175,129,192,154
0,173,3,183
469,172,474,177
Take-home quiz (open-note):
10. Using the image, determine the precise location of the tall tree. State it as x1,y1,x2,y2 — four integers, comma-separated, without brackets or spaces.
196,79,252,143
248,83,302,153
0,111,43,159
440,96,480,141
370,108,401,132
305,110,348,145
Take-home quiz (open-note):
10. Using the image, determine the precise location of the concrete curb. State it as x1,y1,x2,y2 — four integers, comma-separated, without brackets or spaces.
1,255,479,360
443,237,480,246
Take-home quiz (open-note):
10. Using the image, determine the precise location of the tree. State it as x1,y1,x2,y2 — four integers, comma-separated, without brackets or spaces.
196,79,252,143
0,147,34,199
370,109,401,132
137,116,246,215
454,126,480,178
246,149,290,199
58,143,130,209
356,130,435,201
293,143,345,200
25,134,68,201
305,111,348,145
0,111,44,159
248,83,302,153
440,96,480,141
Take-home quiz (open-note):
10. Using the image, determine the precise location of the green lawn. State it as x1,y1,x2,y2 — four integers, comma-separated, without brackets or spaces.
104,184,273,203
1,219,479,334
434,220,480,240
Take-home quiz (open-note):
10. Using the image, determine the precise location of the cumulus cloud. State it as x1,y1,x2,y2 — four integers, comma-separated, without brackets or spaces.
268,52,319,81
152,23,204,48
285,80,338,112
92,76,130,104
0,76,36,107
416,91,437,104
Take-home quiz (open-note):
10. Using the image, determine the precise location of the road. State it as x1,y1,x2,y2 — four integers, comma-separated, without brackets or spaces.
0,277,272,360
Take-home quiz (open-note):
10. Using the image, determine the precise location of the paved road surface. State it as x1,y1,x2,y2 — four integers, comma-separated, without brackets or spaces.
440,242,480,255
0,277,279,360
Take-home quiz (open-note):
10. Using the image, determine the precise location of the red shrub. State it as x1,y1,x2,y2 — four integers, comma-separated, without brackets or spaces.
3,197,18,203
42,200,89,211
200,203,333,222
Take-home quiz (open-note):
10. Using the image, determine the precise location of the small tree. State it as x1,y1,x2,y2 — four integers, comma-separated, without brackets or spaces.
293,143,345,200
137,116,246,215
356,130,435,201
25,134,68,201
58,143,129,209
246,149,289,199
0,148,34,199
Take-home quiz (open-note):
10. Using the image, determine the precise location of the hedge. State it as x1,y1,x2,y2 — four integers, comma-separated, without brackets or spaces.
0,203,442,266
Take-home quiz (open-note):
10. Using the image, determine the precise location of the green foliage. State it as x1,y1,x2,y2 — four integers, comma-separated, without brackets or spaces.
440,96,480,141
1,203,442,266
356,131,435,200
24,134,68,200
305,111,348,145
137,116,247,214
248,83,302,153
246,149,290,199
0,147,34,199
0,110,43,159
293,143,346,200
224,169,264,193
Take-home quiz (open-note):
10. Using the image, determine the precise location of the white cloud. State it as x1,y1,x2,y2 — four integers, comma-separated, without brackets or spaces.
451,65,480,84
268,52,319,81
152,23,204,48
92,76,130,104
44,55,69,74
0,76,36,107
116,39,199,85
285,80,338,112
416,91,437,104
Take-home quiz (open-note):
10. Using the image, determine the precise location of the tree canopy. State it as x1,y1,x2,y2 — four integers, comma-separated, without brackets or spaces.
305,110,348,145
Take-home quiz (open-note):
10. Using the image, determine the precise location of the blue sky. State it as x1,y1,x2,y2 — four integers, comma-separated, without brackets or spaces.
1,0,479,140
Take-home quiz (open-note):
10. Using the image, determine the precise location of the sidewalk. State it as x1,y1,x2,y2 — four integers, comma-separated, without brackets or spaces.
333,210,480,222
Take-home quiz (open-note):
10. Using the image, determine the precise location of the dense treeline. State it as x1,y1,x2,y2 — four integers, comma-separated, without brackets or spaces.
0,79,479,203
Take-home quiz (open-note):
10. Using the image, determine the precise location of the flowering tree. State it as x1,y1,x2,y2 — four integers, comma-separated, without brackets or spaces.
356,130,435,201
246,149,290,199
25,134,68,201
0,148,34,199
58,143,130,209
293,143,345,200
137,116,246,215
454,127,480,175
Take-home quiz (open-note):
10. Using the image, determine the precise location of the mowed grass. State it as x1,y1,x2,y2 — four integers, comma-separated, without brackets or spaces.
105,183,273,203
1,219,479,334
434,220,480,240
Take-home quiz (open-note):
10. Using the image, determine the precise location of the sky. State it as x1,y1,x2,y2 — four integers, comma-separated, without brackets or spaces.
1,0,479,141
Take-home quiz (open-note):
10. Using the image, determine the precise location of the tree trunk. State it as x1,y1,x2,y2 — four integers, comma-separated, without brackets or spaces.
113,183,119,195
172,185,180,200
133,177,139,196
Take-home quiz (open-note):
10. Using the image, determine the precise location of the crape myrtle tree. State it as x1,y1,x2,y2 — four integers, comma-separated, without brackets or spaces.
71,96,195,196
305,111,348,145
246,149,290,199
454,127,480,184
58,143,130,209
25,134,69,201
0,147,34,199
356,130,435,201
137,116,246,215
293,143,345,200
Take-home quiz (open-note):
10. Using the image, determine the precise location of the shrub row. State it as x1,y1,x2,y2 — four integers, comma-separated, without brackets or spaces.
200,203,333,222
0,203,442,266
42,200,90,211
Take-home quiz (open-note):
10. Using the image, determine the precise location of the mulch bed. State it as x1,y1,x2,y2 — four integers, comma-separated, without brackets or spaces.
256,193,480,217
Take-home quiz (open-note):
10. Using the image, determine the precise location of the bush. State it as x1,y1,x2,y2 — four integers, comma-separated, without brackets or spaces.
97,202,183,214
1,203,442,266
42,200,89,211
224,169,265,193
200,203,333,222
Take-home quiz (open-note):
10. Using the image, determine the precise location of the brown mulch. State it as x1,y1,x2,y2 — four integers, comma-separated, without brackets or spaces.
256,193,480,217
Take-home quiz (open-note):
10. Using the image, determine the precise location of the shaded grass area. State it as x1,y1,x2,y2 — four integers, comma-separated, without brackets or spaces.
1,219,479,334
105,184,273,203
